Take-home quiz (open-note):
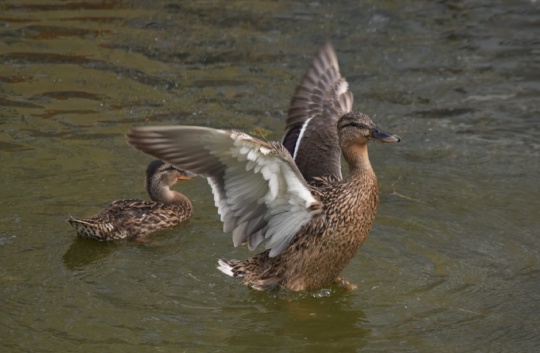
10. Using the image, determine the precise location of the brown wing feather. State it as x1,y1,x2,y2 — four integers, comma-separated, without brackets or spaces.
282,42,353,182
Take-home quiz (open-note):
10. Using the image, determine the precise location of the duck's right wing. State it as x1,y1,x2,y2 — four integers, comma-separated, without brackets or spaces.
282,42,353,182
127,126,322,257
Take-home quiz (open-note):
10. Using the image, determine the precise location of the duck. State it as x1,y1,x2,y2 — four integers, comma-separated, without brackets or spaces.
67,159,194,240
126,42,400,291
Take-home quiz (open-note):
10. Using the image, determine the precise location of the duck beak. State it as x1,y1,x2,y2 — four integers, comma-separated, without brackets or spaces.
178,170,197,180
371,129,401,143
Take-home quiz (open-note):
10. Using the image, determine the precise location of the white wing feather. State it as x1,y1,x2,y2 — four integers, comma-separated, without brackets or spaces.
127,126,321,257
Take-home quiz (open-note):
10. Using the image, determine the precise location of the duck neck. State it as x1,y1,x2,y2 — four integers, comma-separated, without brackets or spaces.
170,191,192,209
342,143,375,178
147,181,191,207
342,143,379,211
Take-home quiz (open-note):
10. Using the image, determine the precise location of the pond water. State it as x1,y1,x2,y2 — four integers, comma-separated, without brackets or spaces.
1,0,539,352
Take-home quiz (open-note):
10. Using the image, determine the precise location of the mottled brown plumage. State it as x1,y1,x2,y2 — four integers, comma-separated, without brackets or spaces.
219,112,396,291
126,43,400,291
67,160,194,240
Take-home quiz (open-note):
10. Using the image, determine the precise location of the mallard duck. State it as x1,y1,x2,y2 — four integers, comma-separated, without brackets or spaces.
126,42,400,291
67,160,194,240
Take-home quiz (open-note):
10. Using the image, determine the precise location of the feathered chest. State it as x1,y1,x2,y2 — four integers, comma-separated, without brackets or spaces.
311,174,379,235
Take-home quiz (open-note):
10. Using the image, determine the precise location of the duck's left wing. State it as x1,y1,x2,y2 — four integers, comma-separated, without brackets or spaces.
127,126,322,257
283,42,353,182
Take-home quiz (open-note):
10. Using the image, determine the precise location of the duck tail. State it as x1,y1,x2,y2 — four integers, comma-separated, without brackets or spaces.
217,259,243,277
217,259,281,291
66,217,112,240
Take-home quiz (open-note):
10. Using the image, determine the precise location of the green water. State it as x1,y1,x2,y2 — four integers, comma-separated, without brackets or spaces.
1,1,539,352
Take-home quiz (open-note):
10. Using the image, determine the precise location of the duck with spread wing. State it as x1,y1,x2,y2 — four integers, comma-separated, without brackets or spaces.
127,43,400,291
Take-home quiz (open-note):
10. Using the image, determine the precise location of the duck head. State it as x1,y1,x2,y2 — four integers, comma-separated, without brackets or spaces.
337,112,400,147
145,160,196,201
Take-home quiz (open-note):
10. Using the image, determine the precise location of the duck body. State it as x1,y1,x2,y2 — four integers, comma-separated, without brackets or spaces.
222,169,379,291
67,160,194,240
67,198,192,240
127,43,400,291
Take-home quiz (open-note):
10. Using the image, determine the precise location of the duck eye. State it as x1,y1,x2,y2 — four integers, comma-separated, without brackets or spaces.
342,122,362,129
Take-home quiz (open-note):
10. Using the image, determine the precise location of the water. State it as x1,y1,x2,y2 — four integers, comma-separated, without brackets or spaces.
1,0,539,352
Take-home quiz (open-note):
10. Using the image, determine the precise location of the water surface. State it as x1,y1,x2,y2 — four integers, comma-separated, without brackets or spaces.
1,1,539,352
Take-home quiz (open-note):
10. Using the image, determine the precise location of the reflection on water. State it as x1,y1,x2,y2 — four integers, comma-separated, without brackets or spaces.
220,294,369,353
62,237,119,269
1,0,539,352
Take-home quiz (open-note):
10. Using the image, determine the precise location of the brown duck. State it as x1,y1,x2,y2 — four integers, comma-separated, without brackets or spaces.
126,42,400,291
67,160,194,240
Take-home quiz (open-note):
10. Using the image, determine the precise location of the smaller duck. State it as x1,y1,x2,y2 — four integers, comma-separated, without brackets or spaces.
67,160,194,240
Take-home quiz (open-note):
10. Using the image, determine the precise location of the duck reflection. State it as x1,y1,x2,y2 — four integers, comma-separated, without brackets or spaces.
222,289,370,352
62,237,119,270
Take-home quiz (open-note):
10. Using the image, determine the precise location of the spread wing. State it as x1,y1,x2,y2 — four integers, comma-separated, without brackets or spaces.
127,126,322,257
282,42,353,182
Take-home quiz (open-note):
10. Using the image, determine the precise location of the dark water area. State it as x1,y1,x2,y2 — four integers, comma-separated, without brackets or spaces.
1,1,539,352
